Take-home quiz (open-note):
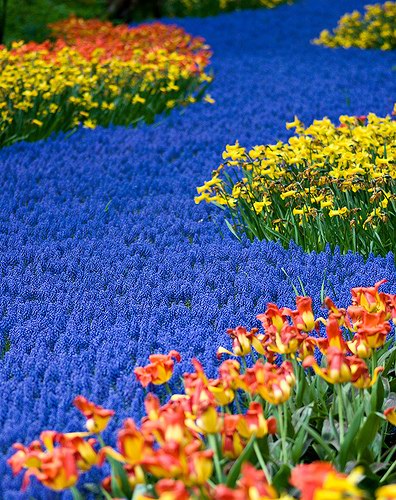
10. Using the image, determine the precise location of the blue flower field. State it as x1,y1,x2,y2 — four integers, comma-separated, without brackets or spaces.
0,0,395,496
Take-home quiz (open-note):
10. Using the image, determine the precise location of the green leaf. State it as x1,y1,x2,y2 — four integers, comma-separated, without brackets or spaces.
99,487,114,500
354,413,381,458
272,464,292,492
108,456,133,498
225,219,241,241
291,425,309,463
339,405,364,469
379,344,396,375
291,403,313,435
299,421,335,460
226,435,256,488
321,418,339,452
372,376,385,413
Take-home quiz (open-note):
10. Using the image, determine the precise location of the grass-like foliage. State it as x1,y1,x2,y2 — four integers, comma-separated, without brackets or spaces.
0,17,212,149
163,0,293,17
2,0,105,44
196,111,396,258
313,2,396,50
8,281,396,498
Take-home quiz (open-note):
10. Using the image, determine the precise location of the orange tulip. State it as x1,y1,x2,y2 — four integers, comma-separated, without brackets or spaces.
187,449,214,485
303,348,353,384
315,316,349,354
134,350,181,387
242,360,295,404
57,433,98,471
150,479,191,500
347,333,373,358
257,303,288,333
304,348,383,388
237,402,277,439
73,395,115,433
351,279,389,313
217,326,266,358
221,414,245,459
384,406,396,426
184,359,235,406
218,359,241,388
258,302,307,354
284,296,317,332
8,437,79,492
350,309,391,349
290,462,338,500
100,418,153,468
324,297,347,325
215,463,277,499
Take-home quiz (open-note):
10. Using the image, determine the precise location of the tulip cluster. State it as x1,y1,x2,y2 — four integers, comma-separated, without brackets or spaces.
195,110,396,257
8,281,396,498
313,2,396,50
0,18,212,148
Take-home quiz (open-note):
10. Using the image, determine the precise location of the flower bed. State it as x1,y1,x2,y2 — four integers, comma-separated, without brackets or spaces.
9,281,396,497
0,18,212,148
313,2,396,50
195,111,396,258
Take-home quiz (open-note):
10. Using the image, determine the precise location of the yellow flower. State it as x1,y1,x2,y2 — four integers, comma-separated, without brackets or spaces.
203,94,215,104
83,120,96,129
286,116,303,130
376,485,396,500
329,207,348,217
132,94,146,105
280,190,297,200
253,198,271,213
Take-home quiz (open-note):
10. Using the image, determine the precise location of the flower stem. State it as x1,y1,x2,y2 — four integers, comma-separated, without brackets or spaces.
277,404,288,464
164,382,173,396
337,384,345,446
380,459,396,483
241,356,248,373
71,486,84,500
208,434,224,484
253,440,271,483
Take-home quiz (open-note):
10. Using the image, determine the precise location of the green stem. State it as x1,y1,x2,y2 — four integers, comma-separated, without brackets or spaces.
371,350,377,376
380,459,396,483
277,404,288,464
377,423,387,462
337,384,345,446
253,440,271,483
71,486,84,500
208,434,224,484
241,356,248,373
164,382,173,396
98,434,106,448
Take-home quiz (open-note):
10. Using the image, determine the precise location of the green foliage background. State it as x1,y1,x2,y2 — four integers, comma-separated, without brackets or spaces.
2,0,292,45
3,0,106,44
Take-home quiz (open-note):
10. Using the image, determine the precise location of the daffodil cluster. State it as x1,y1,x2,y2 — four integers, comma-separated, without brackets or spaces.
164,0,293,17
0,18,212,148
196,111,396,257
8,282,396,499
313,2,396,50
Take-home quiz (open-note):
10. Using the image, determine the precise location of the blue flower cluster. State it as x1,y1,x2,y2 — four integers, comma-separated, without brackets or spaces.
0,0,395,496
